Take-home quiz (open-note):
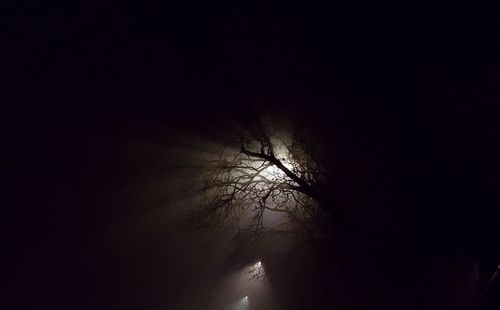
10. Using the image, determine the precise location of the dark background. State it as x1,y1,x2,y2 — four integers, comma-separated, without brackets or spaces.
4,1,500,309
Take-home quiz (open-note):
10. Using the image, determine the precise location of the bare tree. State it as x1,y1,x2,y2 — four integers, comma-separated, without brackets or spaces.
189,121,340,247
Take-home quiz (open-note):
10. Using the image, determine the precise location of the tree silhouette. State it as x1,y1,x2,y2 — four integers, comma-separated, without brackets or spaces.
189,122,340,245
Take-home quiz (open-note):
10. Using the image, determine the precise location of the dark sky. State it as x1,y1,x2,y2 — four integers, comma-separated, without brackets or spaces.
4,1,500,309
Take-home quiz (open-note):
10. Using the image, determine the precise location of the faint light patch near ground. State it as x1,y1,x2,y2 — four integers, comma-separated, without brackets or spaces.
209,260,277,310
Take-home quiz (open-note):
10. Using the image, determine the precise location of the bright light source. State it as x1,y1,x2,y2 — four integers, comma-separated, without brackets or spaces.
261,164,284,179
247,260,265,281
257,141,295,181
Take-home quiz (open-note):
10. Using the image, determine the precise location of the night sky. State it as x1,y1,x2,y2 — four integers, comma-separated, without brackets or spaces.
4,1,500,309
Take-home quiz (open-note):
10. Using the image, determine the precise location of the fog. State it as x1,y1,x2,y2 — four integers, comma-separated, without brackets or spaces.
5,1,500,308
6,112,306,309
8,99,499,310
